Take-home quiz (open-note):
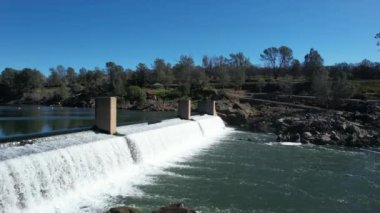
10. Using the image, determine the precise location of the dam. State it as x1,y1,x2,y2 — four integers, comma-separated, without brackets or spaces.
0,113,228,213
0,99,379,212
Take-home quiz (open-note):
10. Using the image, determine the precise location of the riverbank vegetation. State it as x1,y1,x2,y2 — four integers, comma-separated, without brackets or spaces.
1,47,380,108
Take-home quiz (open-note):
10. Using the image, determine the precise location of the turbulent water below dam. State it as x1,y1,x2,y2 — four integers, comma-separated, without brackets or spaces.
0,115,379,212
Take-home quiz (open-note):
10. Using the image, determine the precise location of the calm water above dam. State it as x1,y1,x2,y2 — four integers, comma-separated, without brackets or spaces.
0,105,176,139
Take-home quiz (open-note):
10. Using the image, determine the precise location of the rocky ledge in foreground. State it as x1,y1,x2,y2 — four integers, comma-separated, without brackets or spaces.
275,112,380,147
107,203,196,213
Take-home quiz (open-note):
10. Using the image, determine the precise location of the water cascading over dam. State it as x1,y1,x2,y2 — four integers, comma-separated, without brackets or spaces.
0,115,227,213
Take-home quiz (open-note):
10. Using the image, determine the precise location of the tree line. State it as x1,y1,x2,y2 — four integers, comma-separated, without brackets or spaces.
0,47,379,106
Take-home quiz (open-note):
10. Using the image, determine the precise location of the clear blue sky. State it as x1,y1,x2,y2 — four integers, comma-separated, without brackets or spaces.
0,0,379,74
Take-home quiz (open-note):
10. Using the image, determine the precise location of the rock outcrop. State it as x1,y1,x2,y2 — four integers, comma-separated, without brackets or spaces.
128,100,177,111
216,96,256,128
275,112,380,147
215,92,380,148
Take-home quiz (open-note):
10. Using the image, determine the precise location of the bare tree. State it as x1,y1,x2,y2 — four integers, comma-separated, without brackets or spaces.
229,52,251,68
260,47,279,79
260,47,279,69
228,52,250,88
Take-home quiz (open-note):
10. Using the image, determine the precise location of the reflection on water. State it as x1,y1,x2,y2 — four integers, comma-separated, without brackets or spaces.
0,105,176,138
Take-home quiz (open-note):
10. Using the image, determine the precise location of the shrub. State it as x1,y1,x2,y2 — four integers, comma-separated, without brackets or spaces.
178,83,190,96
126,86,146,103
151,88,171,98
166,90,182,99
331,78,354,100
311,69,331,104
292,82,311,95
262,82,292,94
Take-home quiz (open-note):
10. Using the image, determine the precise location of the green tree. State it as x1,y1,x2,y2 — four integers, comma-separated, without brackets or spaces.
106,62,127,97
0,68,17,101
1,68,17,89
47,69,62,87
191,66,207,87
303,48,324,81
47,65,70,87
228,67,245,89
66,67,76,85
1,68,45,99
65,67,81,93
126,85,146,103
15,68,45,93
173,55,195,85
152,58,173,86
133,63,150,87
173,55,195,95
55,65,67,82
329,63,352,80
278,46,294,69
55,85,71,102
303,48,330,103
78,68,107,97
153,58,166,83
290,59,302,78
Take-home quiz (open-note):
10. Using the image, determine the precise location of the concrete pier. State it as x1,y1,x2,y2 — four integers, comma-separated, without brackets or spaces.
178,99,191,120
95,97,117,134
198,100,216,116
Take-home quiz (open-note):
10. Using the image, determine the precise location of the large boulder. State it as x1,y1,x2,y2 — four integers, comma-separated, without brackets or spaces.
301,132,314,144
346,123,367,138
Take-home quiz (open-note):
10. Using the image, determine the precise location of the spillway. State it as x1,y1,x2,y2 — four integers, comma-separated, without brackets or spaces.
0,115,227,213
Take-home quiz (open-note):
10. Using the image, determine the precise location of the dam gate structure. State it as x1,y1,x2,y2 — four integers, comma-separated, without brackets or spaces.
95,97,117,134
197,100,217,116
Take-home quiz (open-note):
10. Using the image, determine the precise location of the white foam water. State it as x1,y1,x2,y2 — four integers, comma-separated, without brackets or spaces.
265,142,302,146
0,115,228,213
126,120,204,163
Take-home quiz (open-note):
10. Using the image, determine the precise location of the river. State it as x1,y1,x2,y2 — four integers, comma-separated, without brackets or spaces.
109,131,380,213
0,105,176,139
0,106,379,213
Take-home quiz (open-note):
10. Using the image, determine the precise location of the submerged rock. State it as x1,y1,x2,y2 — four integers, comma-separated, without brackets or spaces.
107,206,139,213
152,203,196,213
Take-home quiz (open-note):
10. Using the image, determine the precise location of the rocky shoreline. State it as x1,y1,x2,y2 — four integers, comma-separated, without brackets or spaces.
275,112,380,147
216,93,380,147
